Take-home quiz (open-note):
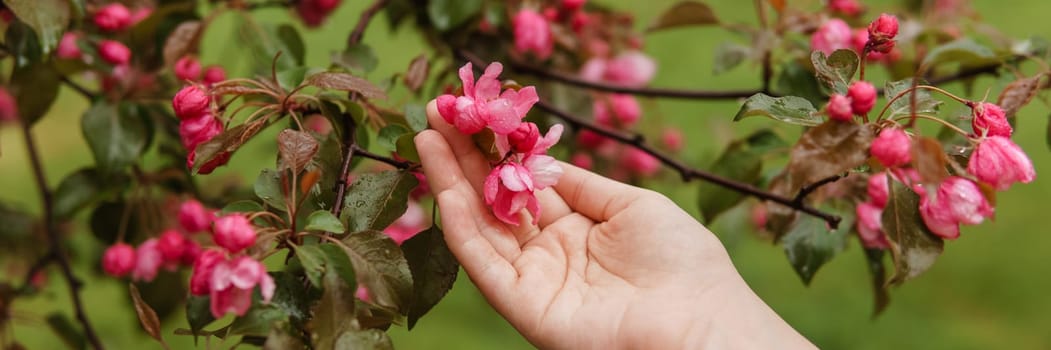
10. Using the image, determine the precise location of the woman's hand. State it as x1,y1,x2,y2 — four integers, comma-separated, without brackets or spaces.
415,101,814,349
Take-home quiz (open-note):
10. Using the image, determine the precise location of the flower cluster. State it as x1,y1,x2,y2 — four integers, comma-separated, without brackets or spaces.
436,62,564,225
173,85,229,174
812,13,901,64
174,56,227,86
101,200,215,280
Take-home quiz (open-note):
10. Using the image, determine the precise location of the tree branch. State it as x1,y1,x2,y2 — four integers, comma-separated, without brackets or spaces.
347,0,390,47
21,122,105,350
533,101,843,229
351,145,417,170
793,173,847,204
60,76,98,100
330,113,358,219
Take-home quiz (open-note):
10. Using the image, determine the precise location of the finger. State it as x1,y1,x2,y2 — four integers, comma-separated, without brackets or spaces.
553,162,646,221
415,130,523,260
435,188,517,302
425,100,572,231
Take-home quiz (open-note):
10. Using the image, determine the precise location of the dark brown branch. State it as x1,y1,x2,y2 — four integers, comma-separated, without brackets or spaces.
533,101,843,229
60,76,98,100
240,0,295,10
21,122,105,349
793,173,847,204
351,145,417,170
347,0,391,47
755,0,773,93
331,113,358,219
18,252,56,294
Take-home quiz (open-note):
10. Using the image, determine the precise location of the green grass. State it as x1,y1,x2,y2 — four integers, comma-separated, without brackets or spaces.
3,0,1051,348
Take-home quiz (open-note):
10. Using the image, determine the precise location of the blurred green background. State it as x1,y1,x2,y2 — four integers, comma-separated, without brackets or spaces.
2,0,1050,348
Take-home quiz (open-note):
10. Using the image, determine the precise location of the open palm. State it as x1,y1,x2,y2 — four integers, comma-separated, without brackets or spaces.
415,102,813,349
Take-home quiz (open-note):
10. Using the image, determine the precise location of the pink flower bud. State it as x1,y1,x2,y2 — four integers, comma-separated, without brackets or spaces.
623,147,660,177
172,85,211,120
662,128,684,152
871,128,911,167
132,238,163,282
94,3,133,32
57,32,83,60
305,114,332,135
508,122,541,153
826,94,854,122
0,87,18,123
592,98,612,126
970,102,1012,137
178,200,214,233
609,94,641,126
180,240,202,266
847,81,876,115
102,243,136,277
157,229,188,263
513,9,554,60
190,249,225,295
579,57,608,82
570,152,593,169
866,14,899,53
174,56,201,82
576,130,608,149
604,51,657,87
383,201,427,245
570,11,590,33
98,40,131,65
811,19,852,55
179,113,223,150
856,202,891,249
202,65,227,85
187,150,231,175
542,7,559,21
562,0,586,11
828,0,863,16
212,215,257,253
355,285,371,302
867,172,889,208
967,136,1035,190
751,204,768,231
919,177,993,239
295,0,343,27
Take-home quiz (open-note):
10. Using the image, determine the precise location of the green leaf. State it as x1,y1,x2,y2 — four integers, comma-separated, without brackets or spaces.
882,179,944,285
316,131,346,209
333,329,394,350
45,313,86,350
5,20,42,67
883,78,942,119
238,19,303,73
342,171,419,233
305,210,345,233
186,296,215,338
276,24,306,65
334,44,378,75
921,38,997,69
647,1,719,33
222,200,265,214
263,325,306,350
781,206,854,284
9,60,60,125
776,61,825,106
404,103,428,132
863,249,890,318
0,203,35,249
378,124,411,152
427,0,483,31
293,244,328,287
697,130,786,223
311,245,359,350
53,168,127,220
82,102,150,175
341,230,414,314
228,306,288,338
733,93,822,126
811,49,859,95
269,271,320,326
254,168,288,212
402,225,459,329
2,0,71,54
276,66,311,92
396,134,421,163
712,42,750,75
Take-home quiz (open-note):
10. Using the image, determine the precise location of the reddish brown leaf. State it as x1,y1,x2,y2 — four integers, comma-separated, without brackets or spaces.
647,1,720,33
163,21,203,67
768,0,786,12
403,55,430,92
129,284,167,347
784,121,874,192
301,169,322,195
277,129,319,173
910,137,949,183
193,121,269,174
997,74,1045,119
305,72,387,99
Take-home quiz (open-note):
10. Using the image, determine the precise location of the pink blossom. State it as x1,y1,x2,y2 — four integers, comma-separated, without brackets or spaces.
871,128,911,167
132,238,163,282
190,249,226,295
866,14,899,53
94,3,132,32
604,51,657,87
570,11,591,33
157,229,188,264
609,94,641,126
180,240,202,266
57,32,83,60
212,215,257,253
0,88,17,122
856,202,891,249
593,98,612,126
202,66,227,85
623,147,660,177
411,172,430,200
178,199,214,233
173,85,211,119
867,172,889,208
296,0,343,27
919,177,993,239
436,62,538,135
484,156,563,226
305,114,332,136
662,128,684,152
512,9,554,59
967,136,1035,190
179,113,223,150
826,94,853,122
383,201,428,245
355,285,371,302
174,56,201,81
102,243,136,277
811,19,852,55
828,0,863,16
970,102,1012,137
98,40,131,66
579,57,608,82
562,0,586,11
847,81,877,115
209,256,275,318
570,153,593,169
508,122,541,153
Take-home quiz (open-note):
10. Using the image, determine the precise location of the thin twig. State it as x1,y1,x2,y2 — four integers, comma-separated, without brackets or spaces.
793,173,847,204
755,0,773,93
347,0,391,47
60,76,98,100
18,252,56,294
21,122,105,349
351,145,417,170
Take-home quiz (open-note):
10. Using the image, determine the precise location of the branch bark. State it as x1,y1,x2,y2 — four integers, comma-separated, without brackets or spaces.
347,0,391,47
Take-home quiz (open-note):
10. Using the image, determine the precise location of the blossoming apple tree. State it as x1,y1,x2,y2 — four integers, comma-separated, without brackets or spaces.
0,0,1048,348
